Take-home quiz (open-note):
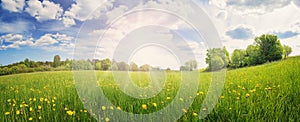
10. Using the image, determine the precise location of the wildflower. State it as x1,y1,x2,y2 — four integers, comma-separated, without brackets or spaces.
20,104,24,108
110,106,114,110
28,117,33,121
29,107,33,112
40,98,44,102
220,96,225,99
7,99,11,103
236,97,240,100
142,104,147,110
67,110,75,116
38,106,42,110
166,97,171,100
202,108,207,111
105,117,110,122
117,106,121,110
84,110,88,113
182,109,187,113
246,93,250,97
53,104,56,107
179,98,184,101
38,116,42,120
5,112,10,115
152,103,157,107
29,98,32,101
102,106,106,111
33,98,36,101
198,91,204,95
64,107,68,110
193,112,198,116
232,90,237,93
16,110,20,115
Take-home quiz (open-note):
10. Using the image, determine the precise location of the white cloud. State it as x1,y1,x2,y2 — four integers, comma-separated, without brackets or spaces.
25,0,63,21
35,34,59,46
0,20,35,33
210,0,294,14
1,0,25,13
0,34,23,43
62,0,112,27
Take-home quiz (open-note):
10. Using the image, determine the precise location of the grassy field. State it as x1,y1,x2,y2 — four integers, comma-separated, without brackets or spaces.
0,56,300,121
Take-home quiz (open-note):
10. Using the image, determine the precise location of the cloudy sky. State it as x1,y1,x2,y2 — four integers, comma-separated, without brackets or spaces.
0,0,299,68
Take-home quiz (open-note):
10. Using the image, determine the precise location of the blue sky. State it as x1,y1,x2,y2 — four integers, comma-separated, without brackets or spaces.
0,0,300,67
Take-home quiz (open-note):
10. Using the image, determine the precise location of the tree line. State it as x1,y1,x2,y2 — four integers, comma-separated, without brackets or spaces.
205,34,292,71
0,34,293,75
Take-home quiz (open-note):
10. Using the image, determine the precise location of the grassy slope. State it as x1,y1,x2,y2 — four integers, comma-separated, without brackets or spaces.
0,56,299,121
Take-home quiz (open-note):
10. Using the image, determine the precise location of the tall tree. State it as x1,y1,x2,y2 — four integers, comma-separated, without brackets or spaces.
254,34,283,62
282,45,292,59
53,55,61,68
231,49,246,68
205,47,230,71
129,62,138,71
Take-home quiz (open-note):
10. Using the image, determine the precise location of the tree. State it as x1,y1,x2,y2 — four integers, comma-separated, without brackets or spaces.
95,61,102,70
129,62,138,71
53,55,61,68
282,45,292,59
101,58,111,70
254,34,283,62
184,60,198,71
205,47,229,71
117,62,129,71
231,49,246,68
24,58,30,67
244,45,264,66
139,64,152,71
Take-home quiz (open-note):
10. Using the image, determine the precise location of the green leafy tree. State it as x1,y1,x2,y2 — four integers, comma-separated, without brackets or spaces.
24,58,30,67
129,62,138,71
282,45,292,59
254,34,283,62
95,61,102,70
101,58,111,70
53,55,61,68
184,60,198,71
139,64,152,71
205,47,230,71
231,49,246,68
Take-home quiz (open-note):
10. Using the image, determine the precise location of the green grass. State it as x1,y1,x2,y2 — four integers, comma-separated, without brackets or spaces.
0,57,300,121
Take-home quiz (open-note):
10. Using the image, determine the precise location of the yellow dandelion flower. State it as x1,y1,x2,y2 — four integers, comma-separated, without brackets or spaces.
12,104,15,107
28,117,33,121
237,93,241,96
232,90,237,93
102,106,106,111
53,104,56,107
236,97,240,100
182,109,187,113
38,116,42,120
105,117,110,122
193,112,198,116
20,104,24,108
117,106,121,110
7,99,11,103
198,91,204,95
29,107,33,112
29,98,32,101
202,108,207,111
220,96,225,99
38,106,42,110
53,108,56,111
152,103,157,107
40,98,44,102
5,112,10,115
179,98,184,101
142,104,147,110
16,110,20,115
166,97,171,100
66,110,75,116
246,93,250,97
33,98,36,101
84,110,88,113
110,106,114,110
64,107,68,111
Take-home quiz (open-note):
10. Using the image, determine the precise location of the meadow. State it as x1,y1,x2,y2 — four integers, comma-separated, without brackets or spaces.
0,56,299,121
